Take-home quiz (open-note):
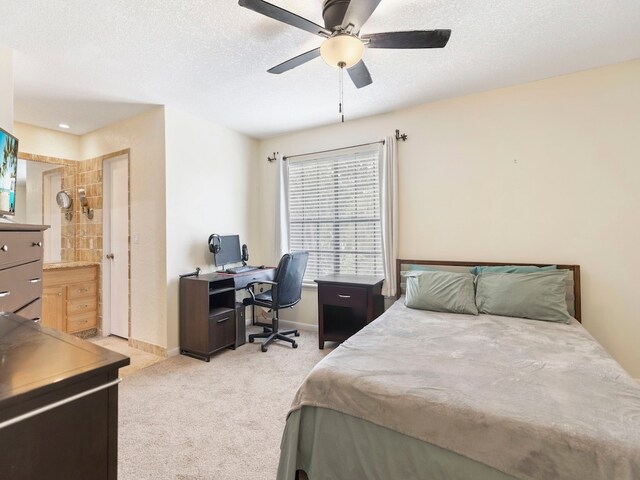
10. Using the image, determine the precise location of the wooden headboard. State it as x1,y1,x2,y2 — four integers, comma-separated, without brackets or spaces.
396,259,582,322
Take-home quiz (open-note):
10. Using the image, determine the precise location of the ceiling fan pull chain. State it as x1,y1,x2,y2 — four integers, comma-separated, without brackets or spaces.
339,61,345,123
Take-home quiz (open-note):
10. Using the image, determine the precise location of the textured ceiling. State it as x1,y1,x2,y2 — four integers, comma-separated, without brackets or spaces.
2,0,640,138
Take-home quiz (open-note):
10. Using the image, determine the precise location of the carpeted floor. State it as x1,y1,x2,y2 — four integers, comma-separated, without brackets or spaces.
118,328,330,480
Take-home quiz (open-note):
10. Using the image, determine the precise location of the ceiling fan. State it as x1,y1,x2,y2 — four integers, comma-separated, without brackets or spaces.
238,0,451,89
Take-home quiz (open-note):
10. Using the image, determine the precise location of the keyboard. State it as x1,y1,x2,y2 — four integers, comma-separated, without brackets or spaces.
225,266,257,274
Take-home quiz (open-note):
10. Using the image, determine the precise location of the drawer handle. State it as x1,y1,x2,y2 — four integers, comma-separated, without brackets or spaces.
0,245,7,252
216,316,230,323
0,291,10,298
77,305,89,309
32,241,42,247
338,294,351,299
28,278,42,284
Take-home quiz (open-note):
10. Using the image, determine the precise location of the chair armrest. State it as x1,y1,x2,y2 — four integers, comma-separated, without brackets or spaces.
245,280,278,289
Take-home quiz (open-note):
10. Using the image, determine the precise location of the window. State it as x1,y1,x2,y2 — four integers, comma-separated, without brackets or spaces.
288,144,383,283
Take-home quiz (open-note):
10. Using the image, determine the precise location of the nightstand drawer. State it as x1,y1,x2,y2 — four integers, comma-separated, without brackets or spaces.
319,285,366,308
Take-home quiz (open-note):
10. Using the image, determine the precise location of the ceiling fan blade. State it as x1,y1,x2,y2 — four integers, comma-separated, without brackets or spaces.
347,60,373,89
239,0,331,37
363,30,451,49
341,0,382,33
268,48,321,74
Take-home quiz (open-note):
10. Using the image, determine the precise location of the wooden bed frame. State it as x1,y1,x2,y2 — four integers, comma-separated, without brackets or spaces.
395,259,582,322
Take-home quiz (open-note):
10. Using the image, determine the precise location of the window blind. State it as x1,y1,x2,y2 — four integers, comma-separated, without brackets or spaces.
288,144,383,283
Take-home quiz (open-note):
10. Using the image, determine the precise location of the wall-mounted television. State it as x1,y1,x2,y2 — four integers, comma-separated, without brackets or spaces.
0,127,18,217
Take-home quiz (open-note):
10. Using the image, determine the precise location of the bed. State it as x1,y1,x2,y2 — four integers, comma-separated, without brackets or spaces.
276,260,640,480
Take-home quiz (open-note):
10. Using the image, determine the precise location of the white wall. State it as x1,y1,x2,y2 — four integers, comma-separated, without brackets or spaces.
14,122,81,160
164,106,258,351
0,47,13,133
81,107,167,350
255,59,640,378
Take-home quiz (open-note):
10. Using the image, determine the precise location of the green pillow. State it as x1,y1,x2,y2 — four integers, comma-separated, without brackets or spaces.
403,270,478,315
475,271,570,323
470,265,557,275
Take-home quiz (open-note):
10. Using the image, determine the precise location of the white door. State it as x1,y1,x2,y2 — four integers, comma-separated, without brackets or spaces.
42,171,62,263
103,154,129,338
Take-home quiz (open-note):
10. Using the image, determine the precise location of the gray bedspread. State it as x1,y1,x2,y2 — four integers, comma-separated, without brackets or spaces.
290,300,640,480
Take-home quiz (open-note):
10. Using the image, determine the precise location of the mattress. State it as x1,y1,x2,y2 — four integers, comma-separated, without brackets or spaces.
277,300,640,480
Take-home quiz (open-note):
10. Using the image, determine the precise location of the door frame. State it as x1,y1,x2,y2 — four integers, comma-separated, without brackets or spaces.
102,150,131,338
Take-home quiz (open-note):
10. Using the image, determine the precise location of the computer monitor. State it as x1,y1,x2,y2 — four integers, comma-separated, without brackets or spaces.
214,234,242,267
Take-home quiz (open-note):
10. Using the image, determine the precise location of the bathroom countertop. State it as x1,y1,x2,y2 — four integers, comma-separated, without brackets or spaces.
44,261,100,270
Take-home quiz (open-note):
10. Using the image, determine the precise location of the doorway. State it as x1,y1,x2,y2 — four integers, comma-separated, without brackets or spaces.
42,169,62,263
103,153,130,338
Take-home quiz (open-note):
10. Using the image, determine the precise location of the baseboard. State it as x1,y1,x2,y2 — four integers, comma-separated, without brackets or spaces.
166,347,181,357
245,313,317,333
128,337,167,357
278,319,318,333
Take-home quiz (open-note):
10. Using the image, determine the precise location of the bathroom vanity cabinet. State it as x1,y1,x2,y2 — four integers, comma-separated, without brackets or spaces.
43,263,99,334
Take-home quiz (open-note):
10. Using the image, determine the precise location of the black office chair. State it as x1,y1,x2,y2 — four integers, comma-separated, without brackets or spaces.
243,251,309,352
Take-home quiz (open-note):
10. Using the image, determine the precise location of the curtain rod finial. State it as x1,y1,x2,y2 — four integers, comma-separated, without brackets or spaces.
395,129,408,142
267,152,278,163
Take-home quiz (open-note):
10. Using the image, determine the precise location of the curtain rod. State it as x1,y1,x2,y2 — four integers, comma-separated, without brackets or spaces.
282,139,384,162
266,130,407,163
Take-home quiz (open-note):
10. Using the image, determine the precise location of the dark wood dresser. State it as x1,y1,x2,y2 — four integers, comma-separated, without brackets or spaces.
0,313,130,480
0,223,48,322
315,275,385,349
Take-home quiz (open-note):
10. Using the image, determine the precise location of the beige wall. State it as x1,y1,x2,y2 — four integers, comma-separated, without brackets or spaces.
0,47,13,132
81,107,167,350
164,106,258,351
14,122,81,160
255,59,640,378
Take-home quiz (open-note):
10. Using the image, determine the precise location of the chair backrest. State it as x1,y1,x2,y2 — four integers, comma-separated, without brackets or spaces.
273,251,309,308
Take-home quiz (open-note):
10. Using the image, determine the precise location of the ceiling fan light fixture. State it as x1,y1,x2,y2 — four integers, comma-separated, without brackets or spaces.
320,34,364,68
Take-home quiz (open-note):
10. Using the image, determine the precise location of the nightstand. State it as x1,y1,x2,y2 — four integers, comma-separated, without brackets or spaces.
315,275,385,349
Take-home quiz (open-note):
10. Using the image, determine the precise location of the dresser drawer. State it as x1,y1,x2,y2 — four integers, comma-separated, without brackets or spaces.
15,298,43,323
0,231,44,270
319,285,367,308
67,310,97,333
0,261,43,313
67,281,97,299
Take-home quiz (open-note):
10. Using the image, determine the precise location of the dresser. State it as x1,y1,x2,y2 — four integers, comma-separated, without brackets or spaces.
0,312,129,479
0,223,47,321
43,263,99,334
315,275,385,349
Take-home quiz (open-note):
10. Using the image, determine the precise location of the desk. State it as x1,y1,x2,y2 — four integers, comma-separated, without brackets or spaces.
179,268,275,361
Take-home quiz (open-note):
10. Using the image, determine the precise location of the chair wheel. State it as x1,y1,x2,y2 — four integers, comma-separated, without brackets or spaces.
249,337,254,343
292,342,298,349
261,345,268,352
294,332,300,337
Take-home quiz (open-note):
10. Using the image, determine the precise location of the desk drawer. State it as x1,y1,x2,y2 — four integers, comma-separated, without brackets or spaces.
0,261,43,313
0,231,44,270
319,285,366,308
209,309,235,351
